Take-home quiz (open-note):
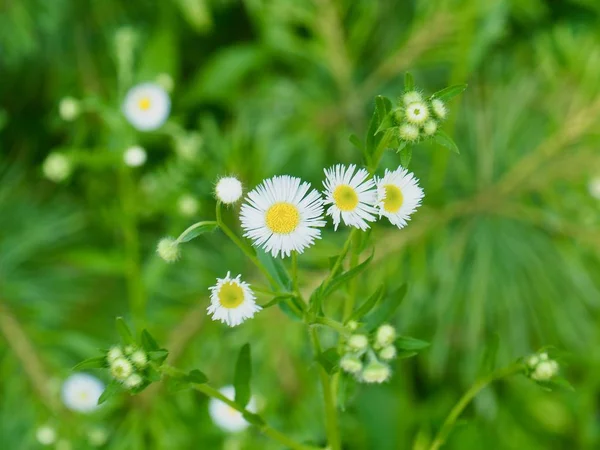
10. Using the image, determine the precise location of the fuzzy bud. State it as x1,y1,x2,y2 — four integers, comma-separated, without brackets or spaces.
361,360,391,384
398,123,420,142
431,99,447,120
123,373,144,389
376,324,396,348
347,334,369,352
130,350,148,368
107,346,123,364
405,102,429,125
215,176,243,204
340,354,363,374
59,97,80,121
157,237,180,263
110,357,133,381
531,360,559,381
402,91,423,105
379,345,397,361
423,120,438,136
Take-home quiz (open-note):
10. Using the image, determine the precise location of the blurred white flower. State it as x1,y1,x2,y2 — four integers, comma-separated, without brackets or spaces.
375,167,424,229
61,373,104,413
42,153,72,183
209,385,257,433
156,237,180,263
123,373,143,390
123,146,147,167
216,176,243,204
107,346,123,363
379,345,397,361
588,177,600,200
323,164,378,231
178,194,199,217
240,175,325,258
208,272,261,327
58,97,80,121
122,83,170,131
36,425,57,446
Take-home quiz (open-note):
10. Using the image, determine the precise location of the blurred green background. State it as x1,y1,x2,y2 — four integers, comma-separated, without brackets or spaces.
2,0,600,448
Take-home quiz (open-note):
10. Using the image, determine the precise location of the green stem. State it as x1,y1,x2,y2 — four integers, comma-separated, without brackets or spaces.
175,220,218,244
312,317,350,336
310,328,341,450
323,228,358,290
343,231,361,321
291,251,299,292
428,363,524,450
215,202,277,287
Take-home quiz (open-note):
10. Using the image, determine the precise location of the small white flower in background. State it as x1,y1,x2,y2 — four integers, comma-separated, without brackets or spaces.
156,73,174,92
87,427,108,447
347,334,369,352
208,272,261,327
379,345,397,361
405,102,430,125
240,175,326,258
402,91,423,105
178,194,199,217
361,360,391,384
58,97,80,121
588,177,600,200
431,99,447,120
61,373,104,413
122,82,171,131
42,153,72,183
36,425,57,446
375,167,424,229
423,120,438,136
340,354,363,374
375,324,396,348
123,145,147,167
209,385,257,433
216,176,244,204
322,164,378,231
123,373,143,390
107,346,123,363
398,123,420,142
110,357,133,381
157,237,180,263
531,360,559,381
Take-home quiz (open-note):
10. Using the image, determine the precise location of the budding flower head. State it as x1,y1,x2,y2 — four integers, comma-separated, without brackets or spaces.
379,345,397,361
123,373,143,390
361,360,391,384
107,346,123,363
403,91,423,105
431,99,447,120
347,334,369,352
340,354,363,374
376,324,396,348
423,120,438,136
398,123,420,142
531,360,559,381
405,102,429,125
215,176,243,204
157,237,180,263
59,97,80,121
43,152,72,183
347,320,359,331
130,350,148,368
123,146,147,167
110,357,133,381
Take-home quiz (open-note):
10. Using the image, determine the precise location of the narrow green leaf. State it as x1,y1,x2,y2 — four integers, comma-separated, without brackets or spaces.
349,133,364,152
430,84,467,101
404,72,415,91
141,329,160,352
366,109,379,157
73,356,106,371
187,369,208,384
278,299,304,321
375,95,393,123
400,145,413,168
316,348,339,375
176,221,218,243
395,141,407,154
374,127,398,160
396,350,419,360
396,336,430,351
234,344,252,408
261,294,295,309
98,381,121,405
256,250,292,291
375,113,395,134
148,349,169,364
116,317,135,345
349,285,386,323
366,284,408,330
322,250,374,298
433,130,460,154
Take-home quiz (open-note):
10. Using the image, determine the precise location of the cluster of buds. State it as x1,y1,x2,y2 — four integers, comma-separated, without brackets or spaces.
525,352,560,382
395,91,447,144
340,324,398,384
107,344,149,391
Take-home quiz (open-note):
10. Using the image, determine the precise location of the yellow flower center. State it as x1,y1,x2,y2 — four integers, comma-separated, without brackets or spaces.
333,185,359,211
265,202,300,234
138,97,152,111
218,282,245,309
383,185,403,213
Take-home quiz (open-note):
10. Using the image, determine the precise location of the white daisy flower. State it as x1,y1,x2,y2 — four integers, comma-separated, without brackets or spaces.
209,385,257,433
122,82,170,131
375,167,424,229
61,373,104,413
322,164,378,231
405,102,429,125
240,175,326,258
208,272,261,327
123,145,147,167
216,176,243,204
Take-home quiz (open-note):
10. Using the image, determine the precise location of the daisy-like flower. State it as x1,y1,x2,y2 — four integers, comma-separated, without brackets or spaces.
322,164,378,231
209,385,257,433
122,82,170,131
405,102,429,125
208,272,261,327
61,374,104,413
375,167,424,229
216,176,243,204
240,175,326,258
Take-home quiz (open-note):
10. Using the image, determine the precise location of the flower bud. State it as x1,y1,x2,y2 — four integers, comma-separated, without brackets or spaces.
340,354,363,374
110,357,133,381
431,99,447,120
405,102,429,125
531,360,559,381
123,373,143,390
379,345,397,361
347,320,359,331
130,350,148,368
398,123,420,142
361,360,391,384
59,97,80,121
107,346,123,363
402,91,423,105
423,120,438,136
157,237,180,263
215,176,243,204
375,324,396,348
347,334,368,352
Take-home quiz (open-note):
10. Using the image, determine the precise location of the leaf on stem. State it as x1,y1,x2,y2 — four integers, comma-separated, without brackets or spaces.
366,284,408,330
98,381,122,405
72,356,106,371
404,72,415,91
430,84,468,101
256,250,292,291
177,221,219,243
349,134,364,152
141,329,160,352
400,145,413,168
433,130,460,154
316,348,339,375
116,317,135,345
396,336,430,351
234,344,252,408
348,285,385,323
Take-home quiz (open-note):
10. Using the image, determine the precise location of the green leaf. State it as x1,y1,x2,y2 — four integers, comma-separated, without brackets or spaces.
316,348,339,375
366,109,379,157
148,349,169,364
261,294,296,309
396,141,407,154
73,356,106,371
186,369,208,384
256,250,292,291
141,329,160,352
116,317,135,345
366,284,408,330
98,381,121,405
396,350,419,360
375,112,395,135
277,298,304,321
321,250,374,299
176,221,218,243
404,72,415,91
375,95,393,123
234,344,252,408
349,134,364,152
431,83,467,102
400,145,412,168
433,130,460,154
348,285,386,323
396,336,430,351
